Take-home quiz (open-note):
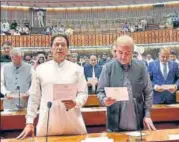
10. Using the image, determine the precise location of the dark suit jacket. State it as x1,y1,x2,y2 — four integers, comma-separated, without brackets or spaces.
84,64,102,94
148,60,179,104
0,55,11,63
97,59,153,132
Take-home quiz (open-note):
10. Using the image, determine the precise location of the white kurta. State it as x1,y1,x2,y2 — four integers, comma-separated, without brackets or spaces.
26,60,88,136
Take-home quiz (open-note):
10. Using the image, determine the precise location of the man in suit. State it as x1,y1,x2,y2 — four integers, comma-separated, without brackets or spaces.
84,55,102,94
99,53,109,66
148,48,179,104
97,35,156,132
169,49,179,64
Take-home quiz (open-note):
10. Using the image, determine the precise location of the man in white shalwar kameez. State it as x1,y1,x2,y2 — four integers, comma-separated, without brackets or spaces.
17,34,88,139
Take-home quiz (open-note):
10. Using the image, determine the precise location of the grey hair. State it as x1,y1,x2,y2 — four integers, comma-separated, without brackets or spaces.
10,48,24,57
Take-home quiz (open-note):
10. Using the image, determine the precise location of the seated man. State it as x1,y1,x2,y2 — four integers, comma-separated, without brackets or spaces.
1,48,33,110
148,48,179,104
84,55,102,94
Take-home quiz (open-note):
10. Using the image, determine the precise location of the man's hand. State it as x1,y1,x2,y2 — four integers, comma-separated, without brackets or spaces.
143,117,156,131
6,95,14,100
61,100,76,110
168,85,177,93
103,97,116,106
22,95,29,101
155,86,165,92
87,82,92,86
16,124,34,139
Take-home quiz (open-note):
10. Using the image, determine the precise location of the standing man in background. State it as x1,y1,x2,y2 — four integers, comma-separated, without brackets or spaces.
148,48,179,104
0,41,13,63
169,49,179,64
84,54,102,94
111,43,117,59
1,48,33,110
99,53,109,67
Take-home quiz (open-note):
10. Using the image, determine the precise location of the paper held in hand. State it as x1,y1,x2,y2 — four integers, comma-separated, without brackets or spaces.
53,84,77,101
104,87,129,101
161,84,176,90
87,77,98,85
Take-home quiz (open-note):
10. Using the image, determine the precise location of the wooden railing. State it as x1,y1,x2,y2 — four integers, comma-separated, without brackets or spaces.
1,29,179,47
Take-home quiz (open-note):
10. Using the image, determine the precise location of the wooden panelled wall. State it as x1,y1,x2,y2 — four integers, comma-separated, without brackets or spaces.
1,29,179,47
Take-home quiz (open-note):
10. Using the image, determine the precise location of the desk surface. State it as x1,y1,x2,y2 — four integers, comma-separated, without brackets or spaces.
1,129,179,142
1,104,179,131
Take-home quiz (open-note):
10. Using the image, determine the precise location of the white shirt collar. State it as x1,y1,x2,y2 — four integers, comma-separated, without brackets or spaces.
160,61,168,66
52,59,66,68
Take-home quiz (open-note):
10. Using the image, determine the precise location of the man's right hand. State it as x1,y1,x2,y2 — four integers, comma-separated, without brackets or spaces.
87,82,92,86
16,124,34,139
6,95,14,100
104,97,116,106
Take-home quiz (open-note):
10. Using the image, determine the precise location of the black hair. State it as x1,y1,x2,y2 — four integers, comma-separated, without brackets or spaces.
50,34,69,48
170,50,177,56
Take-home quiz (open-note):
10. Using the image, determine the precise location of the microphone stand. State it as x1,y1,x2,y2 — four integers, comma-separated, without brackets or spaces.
133,98,143,142
46,102,52,142
16,86,23,109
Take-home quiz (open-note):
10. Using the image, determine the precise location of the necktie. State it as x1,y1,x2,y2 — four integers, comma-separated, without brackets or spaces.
163,63,168,80
92,67,95,78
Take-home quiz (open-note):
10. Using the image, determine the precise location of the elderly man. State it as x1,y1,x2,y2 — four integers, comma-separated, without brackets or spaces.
71,53,79,65
1,48,33,110
17,34,88,139
148,48,179,104
97,35,156,132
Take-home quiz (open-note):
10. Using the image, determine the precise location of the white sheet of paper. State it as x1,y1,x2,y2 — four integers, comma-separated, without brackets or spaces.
125,131,146,137
1,111,13,115
104,87,129,101
161,84,176,90
168,134,179,140
166,104,179,108
81,136,114,142
87,77,98,85
7,93,28,98
53,84,77,101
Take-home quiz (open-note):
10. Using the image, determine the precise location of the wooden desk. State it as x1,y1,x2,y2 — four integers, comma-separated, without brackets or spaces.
0,98,3,111
176,91,179,102
1,129,179,142
1,104,179,131
84,95,100,107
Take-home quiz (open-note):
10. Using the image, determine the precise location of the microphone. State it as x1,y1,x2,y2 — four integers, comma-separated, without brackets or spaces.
133,98,143,142
46,102,52,142
16,86,23,109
